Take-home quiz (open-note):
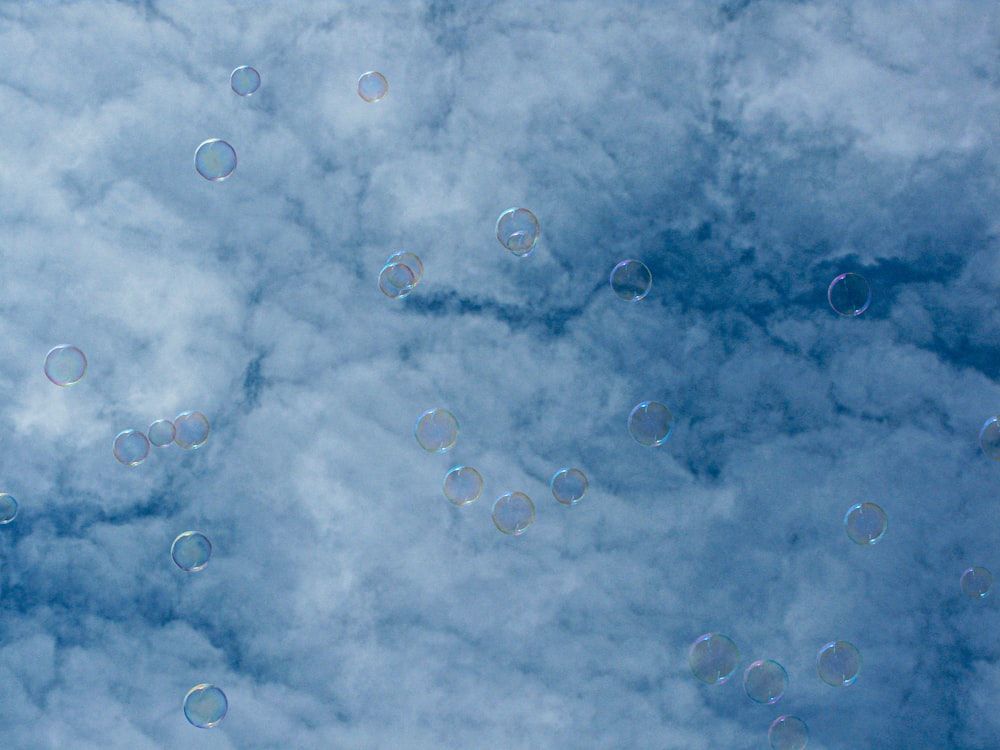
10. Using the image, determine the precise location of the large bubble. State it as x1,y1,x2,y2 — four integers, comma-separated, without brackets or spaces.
174,411,210,449
610,260,652,301
743,659,788,704
816,640,861,687
627,401,674,446
496,208,540,257
491,492,535,535
960,566,993,600
443,466,483,506
113,429,150,466
414,408,459,453
171,531,212,572
550,468,588,506
230,65,261,96
183,684,228,728
194,139,237,182
147,419,175,448
44,345,87,386
769,715,809,750
0,494,18,524
688,633,739,685
843,502,887,545
357,71,388,102
827,273,871,317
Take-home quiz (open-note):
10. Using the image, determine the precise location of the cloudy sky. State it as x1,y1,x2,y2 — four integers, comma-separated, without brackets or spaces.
0,1,998,748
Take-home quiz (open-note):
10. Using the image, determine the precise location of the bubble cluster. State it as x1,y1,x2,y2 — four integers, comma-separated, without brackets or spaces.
44,344,87,386
194,139,237,181
183,684,228,728
827,273,871,317
148,419,176,448
113,429,150,466
688,633,739,685
843,502,888,545
610,260,652,301
171,531,212,572
443,466,483,506
379,251,424,299
550,468,588,506
960,566,993,599
769,715,809,750
0,493,18,524
491,492,535,535
174,411,210,449
979,417,1000,460
496,208,540,257
743,659,788,704
627,401,674,446
414,408,459,453
357,71,388,102
816,640,861,686
230,65,261,96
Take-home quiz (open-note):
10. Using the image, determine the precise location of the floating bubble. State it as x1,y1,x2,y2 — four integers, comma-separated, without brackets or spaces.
174,411,210,449
171,531,212,572
357,71,388,102
492,492,535,535
610,260,652,301
689,633,739,685
443,466,483,506
183,684,227,728
230,65,261,96
550,468,588,506
769,715,809,750
843,502,887,545
0,494,18,524
194,139,237,182
827,273,871,317
978,417,1000,460
113,429,150,466
378,263,416,299
627,401,674,446
816,640,861,686
386,251,424,284
148,419,175,448
961,566,993,599
496,208,540,257
743,659,788,704
414,408,459,453
44,344,87,386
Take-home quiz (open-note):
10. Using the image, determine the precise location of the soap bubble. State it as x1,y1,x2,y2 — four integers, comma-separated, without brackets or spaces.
979,417,1000,460
496,208,540,257
550,468,588,506
491,492,535,535
174,411,210,449
743,659,788,704
44,344,87,386
443,466,483,506
610,260,652,301
689,633,739,685
357,71,388,102
230,65,261,96
386,252,424,284
843,502,887,545
960,566,993,599
627,401,674,446
816,640,861,686
171,531,212,572
827,273,871,316
769,715,809,750
148,419,175,448
0,494,18,524
378,262,417,299
113,429,150,466
183,684,227,728
194,139,237,181
414,408,459,453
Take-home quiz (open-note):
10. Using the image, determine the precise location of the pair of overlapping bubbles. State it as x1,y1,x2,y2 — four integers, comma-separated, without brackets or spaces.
113,411,210,466
379,251,424,299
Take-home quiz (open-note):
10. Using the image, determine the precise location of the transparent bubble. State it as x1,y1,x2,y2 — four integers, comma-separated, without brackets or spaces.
979,417,1000,460
743,659,788,704
843,502,887,545
689,633,739,685
171,531,212,572
358,71,388,102
492,492,535,535
961,566,993,599
183,684,227,728
113,429,150,466
443,466,483,506
550,468,588,506
610,260,652,301
386,251,424,284
414,408,459,453
827,273,871,317
44,344,87,386
230,65,261,96
627,401,674,446
816,640,861,686
769,715,809,750
0,494,18,524
194,139,237,182
174,411,210,449
148,419,175,448
378,262,416,299
496,208,540,257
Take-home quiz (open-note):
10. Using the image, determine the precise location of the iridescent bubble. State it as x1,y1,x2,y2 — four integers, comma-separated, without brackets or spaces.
769,715,809,750
610,260,652,301
961,566,993,599
174,411,210,449
148,419,175,448
550,468,588,506
171,531,212,572
386,251,424,284
230,65,261,96
491,492,535,535
816,640,861,687
843,502,887,545
689,633,739,685
978,417,1000,460
357,71,388,102
443,466,483,506
743,659,788,704
378,262,416,299
113,429,150,466
194,139,237,182
496,207,540,257
183,684,227,728
627,401,674,446
827,273,871,317
44,345,87,386
0,494,18,524
414,408,459,453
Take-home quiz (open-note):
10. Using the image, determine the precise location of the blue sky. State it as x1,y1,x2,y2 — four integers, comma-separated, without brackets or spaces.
0,1,999,748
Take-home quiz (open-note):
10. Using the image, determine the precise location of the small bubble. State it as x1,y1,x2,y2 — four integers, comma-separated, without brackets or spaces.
183,684,227,728
827,273,871,316
414,408,459,453
689,633,739,685
979,417,1000,460
357,71,388,102
816,640,861,687
628,401,674,446
171,531,212,572
496,208,540,257
960,566,993,599
378,262,416,299
194,139,237,182
174,411,210,449
743,659,788,704
610,260,652,301
769,715,809,750
843,502,887,545
148,419,175,448
113,429,150,466
550,468,588,506
230,65,261,96
491,492,535,535
443,466,483,506
0,494,18,524
44,345,87,386
386,251,424,284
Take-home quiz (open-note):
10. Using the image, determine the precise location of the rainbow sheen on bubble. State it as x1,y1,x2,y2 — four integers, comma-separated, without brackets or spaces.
496,208,540,257
743,659,788,704
960,566,993,599
843,502,887,545
174,411,210,449
230,65,261,96
550,468,588,506
378,262,416,299
610,260,652,301
171,531,212,572
628,401,674,446
414,408,459,453
827,272,871,317
689,633,739,685
113,429,150,466
443,466,483,506
357,71,388,102
183,684,227,728
491,492,535,535
194,139,237,182
0,494,18,524
769,715,809,750
816,640,861,687
44,344,87,386
148,419,175,448
979,417,1000,460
